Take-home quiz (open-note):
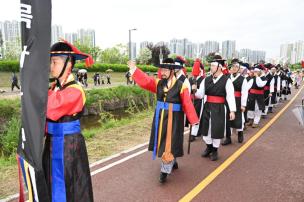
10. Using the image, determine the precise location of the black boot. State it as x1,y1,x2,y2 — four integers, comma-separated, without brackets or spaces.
201,144,213,157
222,137,232,146
210,147,218,161
159,172,168,183
190,135,196,142
268,107,273,113
173,161,178,170
238,131,244,143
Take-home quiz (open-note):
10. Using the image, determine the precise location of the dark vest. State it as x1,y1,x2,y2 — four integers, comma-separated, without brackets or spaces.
205,75,228,97
156,79,183,103
251,77,264,90
232,75,245,92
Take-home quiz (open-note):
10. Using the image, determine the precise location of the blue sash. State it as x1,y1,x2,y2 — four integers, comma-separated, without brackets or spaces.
153,101,182,160
47,120,81,202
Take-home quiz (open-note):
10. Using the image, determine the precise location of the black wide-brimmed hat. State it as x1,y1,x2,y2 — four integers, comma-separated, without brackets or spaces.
209,54,226,66
159,58,183,70
50,40,94,67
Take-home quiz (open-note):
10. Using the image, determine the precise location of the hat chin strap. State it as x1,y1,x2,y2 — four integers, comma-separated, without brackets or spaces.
212,63,220,78
162,70,174,89
55,56,70,89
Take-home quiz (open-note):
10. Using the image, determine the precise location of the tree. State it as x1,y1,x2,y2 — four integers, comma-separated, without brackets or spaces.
98,44,129,64
137,48,152,65
147,43,170,66
3,38,21,60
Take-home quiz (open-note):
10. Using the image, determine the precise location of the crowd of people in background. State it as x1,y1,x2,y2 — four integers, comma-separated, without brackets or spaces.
74,71,112,87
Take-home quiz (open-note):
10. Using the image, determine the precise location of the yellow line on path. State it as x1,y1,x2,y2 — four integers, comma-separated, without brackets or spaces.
179,85,304,202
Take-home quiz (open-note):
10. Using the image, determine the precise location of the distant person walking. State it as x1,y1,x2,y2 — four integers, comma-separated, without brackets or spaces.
83,72,88,87
106,73,111,84
93,73,101,86
11,72,20,91
125,71,131,85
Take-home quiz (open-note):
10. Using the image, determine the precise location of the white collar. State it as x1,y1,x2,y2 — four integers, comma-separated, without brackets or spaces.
230,73,240,80
176,70,184,79
213,73,223,82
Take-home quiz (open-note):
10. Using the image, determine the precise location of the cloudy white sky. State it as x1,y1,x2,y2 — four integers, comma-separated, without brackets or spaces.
1,0,304,58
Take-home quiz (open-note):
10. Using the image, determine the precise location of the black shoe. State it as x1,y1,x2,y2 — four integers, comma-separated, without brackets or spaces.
210,147,218,161
173,161,178,170
190,135,196,142
222,137,232,146
159,172,168,183
201,144,213,157
238,131,244,143
268,107,273,113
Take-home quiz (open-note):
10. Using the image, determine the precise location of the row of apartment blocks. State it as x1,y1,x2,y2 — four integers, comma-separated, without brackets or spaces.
51,25,95,47
280,41,304,64
0,21,95,57
139,39,266,64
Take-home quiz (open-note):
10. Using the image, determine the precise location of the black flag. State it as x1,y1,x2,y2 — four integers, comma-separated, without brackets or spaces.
17,0,52,201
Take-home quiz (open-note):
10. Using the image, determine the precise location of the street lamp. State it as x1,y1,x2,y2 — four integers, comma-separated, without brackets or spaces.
129,28,137,60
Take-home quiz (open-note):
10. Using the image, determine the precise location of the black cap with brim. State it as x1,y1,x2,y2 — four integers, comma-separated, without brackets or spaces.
158,58,183,70
50,42,88,61
208,54,226,66
158,63,183,70
240,62,250,69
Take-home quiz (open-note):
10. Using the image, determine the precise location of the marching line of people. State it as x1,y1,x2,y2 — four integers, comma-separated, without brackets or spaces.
16,39,303,202
127,53,299,184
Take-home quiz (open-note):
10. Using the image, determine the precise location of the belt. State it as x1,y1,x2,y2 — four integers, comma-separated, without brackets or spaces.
249,89,264,95
47,119,81,202
234,91,242,97
153,101,182,160
206,95,225,104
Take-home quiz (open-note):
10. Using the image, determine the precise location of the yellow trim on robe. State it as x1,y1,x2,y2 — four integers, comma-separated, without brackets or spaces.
24,161,34,202
156,76,177,156
68,84,86,104
180,83,188,94
157,108,165,155
155,78,160,87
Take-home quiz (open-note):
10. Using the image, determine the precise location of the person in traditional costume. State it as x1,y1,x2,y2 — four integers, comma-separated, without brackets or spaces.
281,66,293,100
294,70,302,89
188,59,206,142
243,64,254,127
246,64,267,128
193,54,236,161
43,40,94,202
127,58,199,183
269,65,281,112
262,63,275,117
222,59,248,145
276,65,284,102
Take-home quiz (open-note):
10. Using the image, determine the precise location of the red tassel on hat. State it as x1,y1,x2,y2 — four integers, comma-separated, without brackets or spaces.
176,55,186,64
61,39,94,67
192,59,201,77
182,67,187,75
222,63,229,75
157,69,162,79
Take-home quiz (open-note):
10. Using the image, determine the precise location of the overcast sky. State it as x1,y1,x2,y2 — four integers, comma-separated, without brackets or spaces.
1,0,304,58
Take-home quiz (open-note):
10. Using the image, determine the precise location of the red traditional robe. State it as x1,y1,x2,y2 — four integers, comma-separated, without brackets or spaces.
43,75,93,202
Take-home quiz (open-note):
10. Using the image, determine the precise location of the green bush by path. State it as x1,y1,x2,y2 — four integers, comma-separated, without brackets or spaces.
0,60,194,73
0,61,19,72
85,85,153,106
